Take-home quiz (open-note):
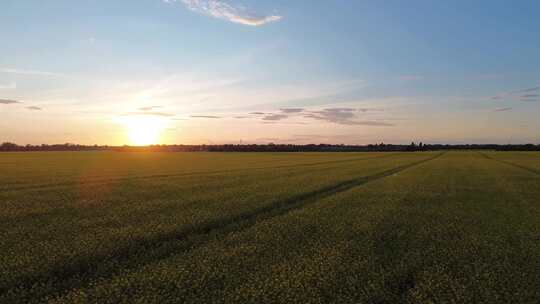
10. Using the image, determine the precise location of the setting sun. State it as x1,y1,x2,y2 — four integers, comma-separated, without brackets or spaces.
119,116,167,146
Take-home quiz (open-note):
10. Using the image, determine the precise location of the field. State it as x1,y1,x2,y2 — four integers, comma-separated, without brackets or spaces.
1,151,540,303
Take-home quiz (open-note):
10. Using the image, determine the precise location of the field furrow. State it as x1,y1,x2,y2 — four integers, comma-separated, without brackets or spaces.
1,152,433,302
478,152,540,175
0,153,400,192
44,151,540,304
2,151,540,303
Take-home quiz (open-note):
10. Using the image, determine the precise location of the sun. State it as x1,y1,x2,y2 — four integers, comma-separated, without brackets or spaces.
120,116,167,146
128,122,160,146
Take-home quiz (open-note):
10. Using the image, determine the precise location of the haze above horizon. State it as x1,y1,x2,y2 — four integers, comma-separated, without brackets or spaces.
1,0,539,145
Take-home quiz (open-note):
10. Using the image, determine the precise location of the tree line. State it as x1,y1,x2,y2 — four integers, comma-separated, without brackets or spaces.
1,142,539,152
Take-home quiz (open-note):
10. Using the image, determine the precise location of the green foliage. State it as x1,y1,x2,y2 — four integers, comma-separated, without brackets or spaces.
1,151,539,303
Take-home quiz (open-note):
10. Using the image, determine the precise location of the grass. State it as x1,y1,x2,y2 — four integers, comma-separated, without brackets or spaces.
1,151,540,303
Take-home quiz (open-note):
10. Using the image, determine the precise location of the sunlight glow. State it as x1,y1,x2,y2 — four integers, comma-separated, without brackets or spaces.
118,116,168,146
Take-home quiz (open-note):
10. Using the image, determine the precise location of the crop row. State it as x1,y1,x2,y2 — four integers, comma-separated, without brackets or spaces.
46,152,540,303
1,152,432,302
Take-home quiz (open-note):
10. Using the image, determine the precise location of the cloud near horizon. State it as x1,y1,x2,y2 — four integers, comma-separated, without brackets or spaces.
0,67,63,77
493,107,512,112
0,99,20,104
262,114,288,121
0,82,17,89
173,0,282,26
280,108,304,113
512,86,540,94
26,106,42,111
492,85,540,101
243,107,394,126
358,107,385,113
138,105,163,111
303,108,394,126
190,115,222,119
125,111,175,117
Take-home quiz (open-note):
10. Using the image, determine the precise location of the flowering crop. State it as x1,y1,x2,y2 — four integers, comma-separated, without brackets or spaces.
1,151,539,303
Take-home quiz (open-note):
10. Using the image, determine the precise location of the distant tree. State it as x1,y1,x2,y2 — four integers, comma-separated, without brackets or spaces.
1,142,18,151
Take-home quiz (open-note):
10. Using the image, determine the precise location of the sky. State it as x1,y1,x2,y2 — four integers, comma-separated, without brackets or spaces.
1,0,540,145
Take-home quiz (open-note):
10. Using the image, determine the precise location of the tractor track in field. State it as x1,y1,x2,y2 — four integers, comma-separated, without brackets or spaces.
2,153,444,303
0,156,402,223
0,153,402,193
478,152,540,175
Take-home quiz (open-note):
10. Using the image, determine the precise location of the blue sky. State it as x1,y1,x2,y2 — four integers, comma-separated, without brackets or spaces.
1,0,539,145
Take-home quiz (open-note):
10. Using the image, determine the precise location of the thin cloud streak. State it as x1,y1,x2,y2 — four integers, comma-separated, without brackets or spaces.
358,107,385,113
0,99,20,104
493,107,512,112
125,111,175,117
241,107,395,126
190,115,222,119
492,85,540,101
176,0,282,26
0,82,16,89
26,106,42,111
303,108,394,126
280,108,304,113
511,86,540,94
138,105,163,111
262,114,288,121
0,68,63,77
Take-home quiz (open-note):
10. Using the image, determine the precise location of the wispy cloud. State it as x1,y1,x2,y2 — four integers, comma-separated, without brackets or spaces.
493,107,512,112
138,105,163,111
0,67,63,77
236,106,394,126
358,107,385,113
262,114,288,121
125,111,175,117
0,82,16,89
516,91,539,102
190,115,222,119
280,108,304,113
511,86,540,94
303,108,394,126
492,85,540,101
303,108,355,123
173,0,282,26
256,134,354,144
0,99,20,104
26,106,42,111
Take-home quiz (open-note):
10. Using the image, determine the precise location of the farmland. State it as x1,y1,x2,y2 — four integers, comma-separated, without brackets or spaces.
1,151,540,303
